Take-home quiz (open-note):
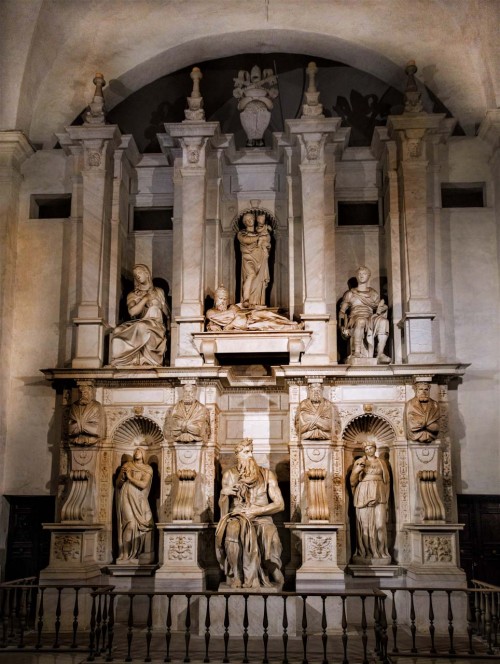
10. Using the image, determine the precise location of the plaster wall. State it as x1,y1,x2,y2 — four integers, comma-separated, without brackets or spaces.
440,138,500,494
4,218,64,495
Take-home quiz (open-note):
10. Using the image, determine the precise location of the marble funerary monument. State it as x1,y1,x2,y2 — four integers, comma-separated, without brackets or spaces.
34,60,470,607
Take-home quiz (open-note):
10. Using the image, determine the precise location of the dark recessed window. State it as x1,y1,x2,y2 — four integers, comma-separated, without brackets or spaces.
441,184,485,208
337,202,379,226
30,194,71,219
133,208,173,231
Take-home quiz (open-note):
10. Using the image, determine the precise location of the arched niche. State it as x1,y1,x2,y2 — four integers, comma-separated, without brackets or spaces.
111,416,164,448
231,208,280,307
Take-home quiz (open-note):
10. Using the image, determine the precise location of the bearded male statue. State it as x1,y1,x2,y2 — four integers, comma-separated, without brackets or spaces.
167,383,211,444
404,382,440,443
68,383,105,446
215,439,284,589
295,383,334,440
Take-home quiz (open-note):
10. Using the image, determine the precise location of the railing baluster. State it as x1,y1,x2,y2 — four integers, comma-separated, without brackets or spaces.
17,586,28,648
101,590,108,655
360,595,368,664
1,587,9,647
8,587,15,638
184,594,191,663
71,587,80,649
223,594,230,664
53,587,62,649
341,595,348,664
88,590,97,662
467,589,475,655
476,587,483,636
379,593,388,664
262,594,269,664
390,589,398,654
321,595,328,664
282,595,288,664
493,590,499,647
446,589,455,655
428,590,436,654
145,593,153,663
164,593,172,663
106,593,115,663
409,589,417,653
204,594,211,663
242,593,249,663
485,591,493,655
95,592,103,655
125,593,134,663
301,595,308,664
373,593,380,656
35,587,44,650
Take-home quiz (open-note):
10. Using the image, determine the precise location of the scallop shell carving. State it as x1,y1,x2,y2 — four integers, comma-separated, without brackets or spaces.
112,416,164,447
342,413,395,448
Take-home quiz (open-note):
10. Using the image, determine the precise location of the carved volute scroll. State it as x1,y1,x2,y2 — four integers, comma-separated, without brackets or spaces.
417,470,446,521
306,468,329,521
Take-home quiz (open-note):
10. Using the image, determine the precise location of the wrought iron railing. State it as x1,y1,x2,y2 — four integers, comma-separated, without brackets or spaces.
1,578,500,661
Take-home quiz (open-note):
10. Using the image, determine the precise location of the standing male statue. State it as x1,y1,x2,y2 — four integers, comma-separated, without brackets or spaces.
167,383,211,444
350,437,391,564
338,266,391,364
295,383,334,440
216,439,284,589
404,382,440,442
68,383,105,446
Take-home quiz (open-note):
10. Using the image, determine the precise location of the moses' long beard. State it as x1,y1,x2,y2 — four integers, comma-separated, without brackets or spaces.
237,457,260,485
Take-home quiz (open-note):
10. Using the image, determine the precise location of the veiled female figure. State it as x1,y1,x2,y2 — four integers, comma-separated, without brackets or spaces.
111,264,169,367
116,448,154,563
350,438,391,564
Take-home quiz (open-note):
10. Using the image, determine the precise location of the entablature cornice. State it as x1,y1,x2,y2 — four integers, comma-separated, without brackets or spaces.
42,363,468,389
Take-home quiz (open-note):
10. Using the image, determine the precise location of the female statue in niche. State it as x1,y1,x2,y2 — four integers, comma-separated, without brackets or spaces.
237,212,272,307
350,437,391,564
111,264,169,367
116,447,154,564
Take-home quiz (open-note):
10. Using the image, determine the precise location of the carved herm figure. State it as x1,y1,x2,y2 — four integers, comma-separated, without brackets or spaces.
405,382,440,442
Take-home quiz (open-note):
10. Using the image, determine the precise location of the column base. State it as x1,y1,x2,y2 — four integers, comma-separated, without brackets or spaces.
156,523,209,591
40,523,104,581
299,314,331,365
403,522,466,584
286,523,344,591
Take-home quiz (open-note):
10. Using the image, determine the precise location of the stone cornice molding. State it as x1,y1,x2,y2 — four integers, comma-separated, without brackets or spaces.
478,109,500,155
0,130,35,172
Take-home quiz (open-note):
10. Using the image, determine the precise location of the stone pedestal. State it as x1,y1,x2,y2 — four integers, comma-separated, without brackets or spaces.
286,523,344,591
403,523,466,584
40,523,104,581
192,330,312,365
156,523,210,590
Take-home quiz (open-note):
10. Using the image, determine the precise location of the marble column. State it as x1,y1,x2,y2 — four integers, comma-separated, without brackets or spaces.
387,113,452,362
109,135,140,328
0,131,35,572
286,118,342,364
372,128,404,364
161,122,219,366
57,125,121,367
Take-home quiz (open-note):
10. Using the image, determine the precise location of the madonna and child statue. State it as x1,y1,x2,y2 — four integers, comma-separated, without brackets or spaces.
206,210,302,331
